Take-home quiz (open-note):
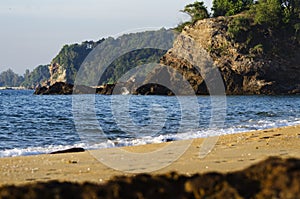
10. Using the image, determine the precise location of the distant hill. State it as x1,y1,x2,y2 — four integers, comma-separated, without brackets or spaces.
0,65,50,89
0,69,24,87
21,65,50,89
49,28,176,86
48,40,104,85
1,28,176,89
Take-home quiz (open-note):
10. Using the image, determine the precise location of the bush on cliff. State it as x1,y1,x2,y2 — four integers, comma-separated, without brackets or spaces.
212,0,253,17
175,1,210,32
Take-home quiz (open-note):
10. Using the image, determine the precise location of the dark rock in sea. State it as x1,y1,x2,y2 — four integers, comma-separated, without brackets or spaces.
135,83,174,95
34,82,117,95
0,157,299,199
96,84,116,95
34,82,74,95
73,85,95,94
50,147,85,154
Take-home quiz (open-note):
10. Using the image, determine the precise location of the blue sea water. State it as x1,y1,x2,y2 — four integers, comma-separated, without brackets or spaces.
0,89,299,157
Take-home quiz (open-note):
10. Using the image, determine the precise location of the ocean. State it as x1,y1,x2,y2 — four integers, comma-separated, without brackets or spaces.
0,89,299,157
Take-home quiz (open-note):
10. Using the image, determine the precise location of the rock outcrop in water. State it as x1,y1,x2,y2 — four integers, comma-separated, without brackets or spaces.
0,157,299,199
34,82,120,95
34,82,73,95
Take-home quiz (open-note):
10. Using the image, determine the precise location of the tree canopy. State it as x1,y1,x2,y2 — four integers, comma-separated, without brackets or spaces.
212,0,253,17
51,40,104,84
0,69,24,87
249,0,300,26
21,65,50,88
175,1,209,32
78,28,176,86
182,1,209,23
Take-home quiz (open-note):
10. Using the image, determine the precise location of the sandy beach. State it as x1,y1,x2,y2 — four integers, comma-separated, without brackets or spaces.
0,125,299,186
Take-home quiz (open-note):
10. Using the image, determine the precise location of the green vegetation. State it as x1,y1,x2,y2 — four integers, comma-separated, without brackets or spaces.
0,66,50,88
0,69,24,87
182,1,209,23
212,0,253,17
100,48,167,84
51,40,104,84
21,65,50,88
250,0,285,27
225,0,300,56
78,28,176,86
227,16,251,40
50,28,175,86
175,1,210,32
177,0,300,40
4,0,300,88
249,43,264,55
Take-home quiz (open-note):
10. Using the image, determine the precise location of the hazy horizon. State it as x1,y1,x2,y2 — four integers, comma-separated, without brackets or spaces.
0,0,212,75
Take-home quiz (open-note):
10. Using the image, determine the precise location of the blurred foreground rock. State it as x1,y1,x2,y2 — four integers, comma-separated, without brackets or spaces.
0,157,299,199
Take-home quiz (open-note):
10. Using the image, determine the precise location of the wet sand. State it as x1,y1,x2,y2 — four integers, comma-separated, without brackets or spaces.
0,125,299,186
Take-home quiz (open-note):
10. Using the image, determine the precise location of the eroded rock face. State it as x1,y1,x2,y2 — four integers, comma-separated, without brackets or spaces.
49,63,67,85
157,17,300,95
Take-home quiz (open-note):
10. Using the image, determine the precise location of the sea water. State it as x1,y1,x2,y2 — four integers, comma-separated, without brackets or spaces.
0,89,299,157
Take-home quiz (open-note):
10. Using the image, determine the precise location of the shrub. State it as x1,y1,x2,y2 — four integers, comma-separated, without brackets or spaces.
227,16,251,40
212,0,253,17
250,43,264,55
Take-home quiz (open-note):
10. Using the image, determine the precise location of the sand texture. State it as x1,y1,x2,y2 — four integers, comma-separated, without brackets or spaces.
0,157,299,199
0,125,299,190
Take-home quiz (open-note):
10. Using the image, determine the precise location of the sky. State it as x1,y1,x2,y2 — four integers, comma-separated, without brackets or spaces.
0,0,212,75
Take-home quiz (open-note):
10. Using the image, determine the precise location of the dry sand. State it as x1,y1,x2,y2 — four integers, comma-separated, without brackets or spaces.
0,125,299,186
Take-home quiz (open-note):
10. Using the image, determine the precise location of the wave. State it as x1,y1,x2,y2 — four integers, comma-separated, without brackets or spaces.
1,119,299,158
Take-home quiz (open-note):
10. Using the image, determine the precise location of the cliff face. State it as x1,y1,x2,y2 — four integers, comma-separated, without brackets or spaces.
36,17,300,95
48,63,67,85
156,16,300,95
46,40,104,86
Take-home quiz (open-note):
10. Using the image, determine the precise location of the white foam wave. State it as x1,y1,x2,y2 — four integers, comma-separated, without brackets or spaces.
1,119,299,158
0,144,85,158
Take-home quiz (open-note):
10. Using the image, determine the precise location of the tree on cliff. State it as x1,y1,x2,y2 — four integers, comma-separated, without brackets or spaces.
249,0,300,29
250,0,283,27
281,0,300,19
182,1,209,23
175,1,209,32
212,0,254,17
226,0,300,57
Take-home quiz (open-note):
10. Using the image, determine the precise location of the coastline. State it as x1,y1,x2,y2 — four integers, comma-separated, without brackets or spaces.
0,125,299,186
0,87,30,90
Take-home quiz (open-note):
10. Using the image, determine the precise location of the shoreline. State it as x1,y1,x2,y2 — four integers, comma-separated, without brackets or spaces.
0,125,299,186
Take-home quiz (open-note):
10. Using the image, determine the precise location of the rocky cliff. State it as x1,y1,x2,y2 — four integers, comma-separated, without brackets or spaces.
35,16,300,95
147,16,300,95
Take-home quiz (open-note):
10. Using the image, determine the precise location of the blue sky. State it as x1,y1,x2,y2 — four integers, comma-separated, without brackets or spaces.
0,0,212,74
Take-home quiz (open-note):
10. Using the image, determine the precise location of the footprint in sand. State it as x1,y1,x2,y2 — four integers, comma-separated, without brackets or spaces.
25,178,36,181
279,150,289,156
260,136,272,139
